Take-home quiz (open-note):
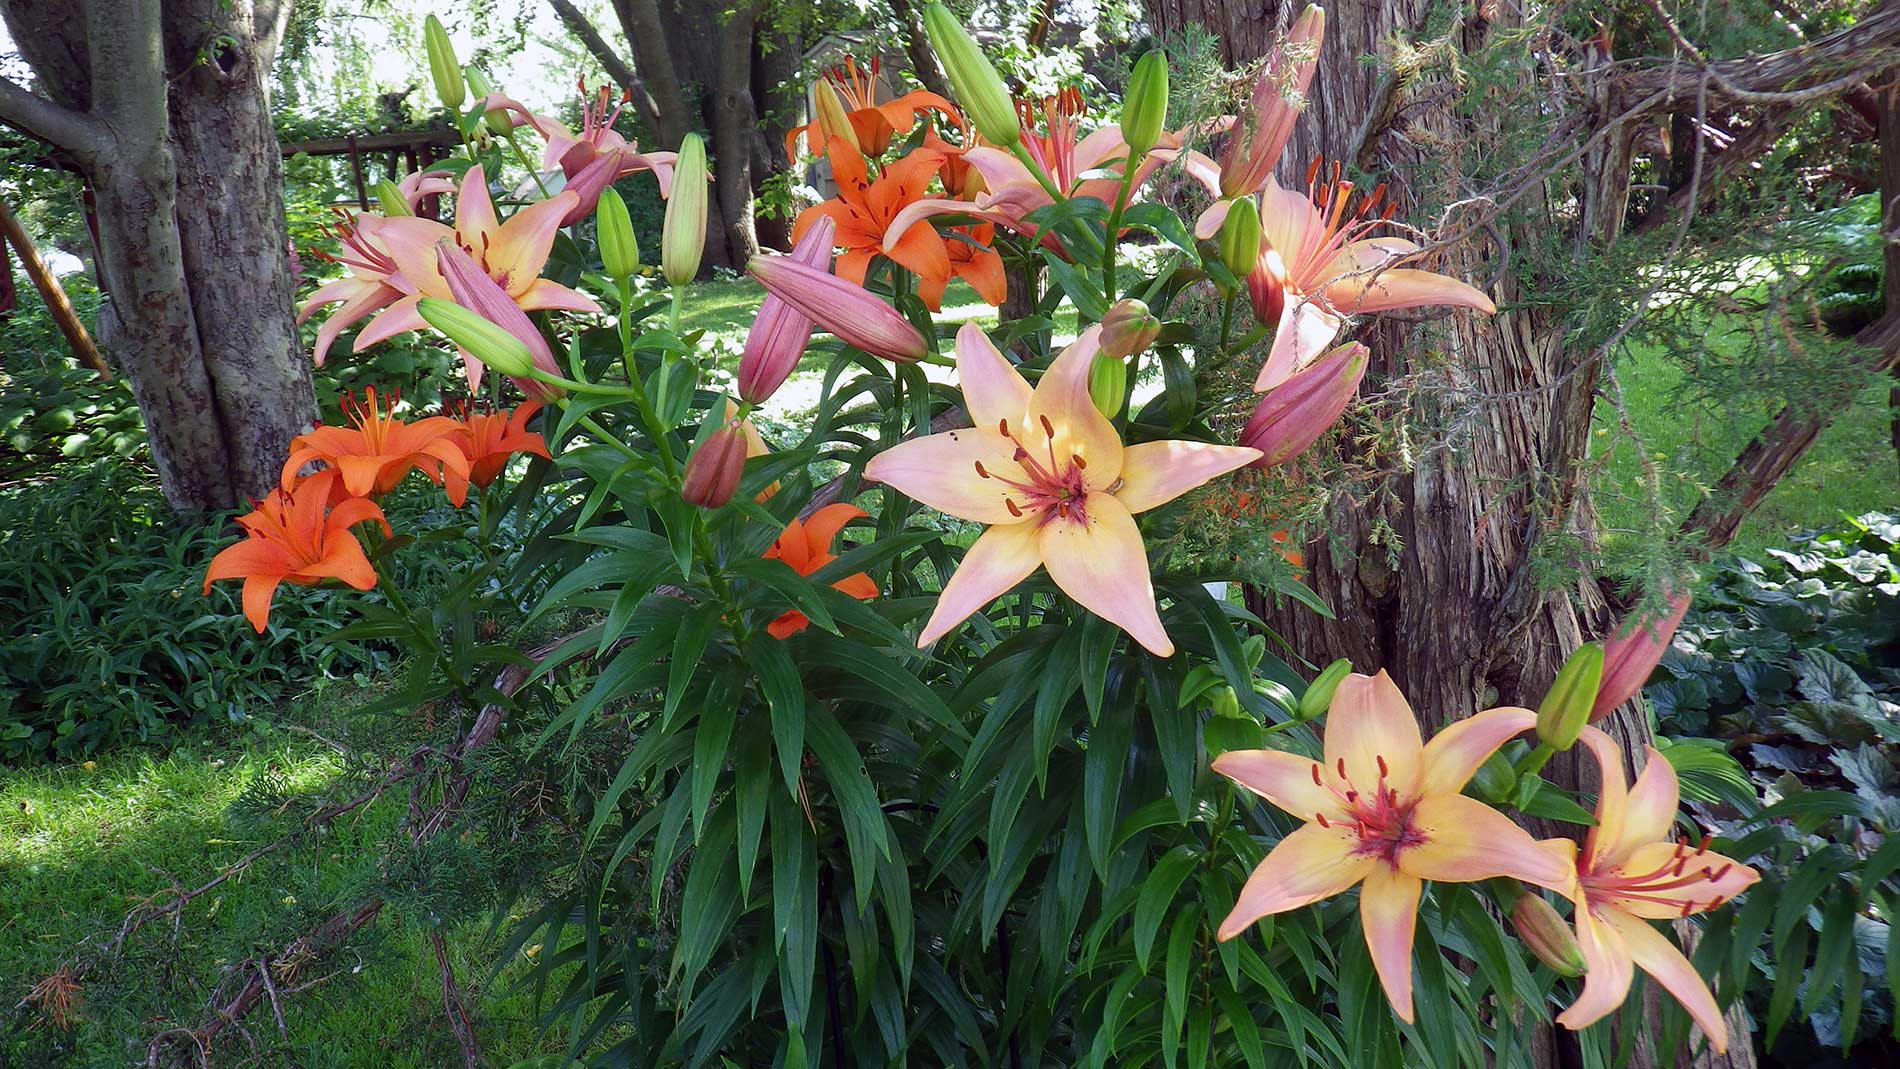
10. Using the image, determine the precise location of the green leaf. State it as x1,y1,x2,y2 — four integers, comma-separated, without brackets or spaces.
733,725,770,902
666,602,722,726
1084,695,1135,877
728,556,839,636
1134,844,1202,970
805,704,891,911
690,672,741,839
747,635,805,793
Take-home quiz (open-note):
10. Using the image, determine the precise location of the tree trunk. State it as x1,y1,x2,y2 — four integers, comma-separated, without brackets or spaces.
0,0,312,515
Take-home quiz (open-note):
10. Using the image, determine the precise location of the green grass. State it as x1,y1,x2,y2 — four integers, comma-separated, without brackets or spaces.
0,695,567,1068
1594,339,1896,562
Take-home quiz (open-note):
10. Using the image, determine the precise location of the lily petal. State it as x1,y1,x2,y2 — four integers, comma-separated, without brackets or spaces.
516,277,604,315
1255,296,1344,391
1039,492,1171,656
453,166,500,251
1324,671,1424,795
1417,706,1536,797
954,323,1032,430
1595,744,1683,869
1113,440,1262,515
1399,793,1575,891
1325,267,1496,317
1360,867,1423,1022
1557,908,1636,1032
918,521,1043,646
1260,180,1324,274
488,194,577,298
863,428,1036,526
1212,748,1351,823
240,574,284,634
203,538,290,593
1603,910,1731,1054
1218,821,1372,939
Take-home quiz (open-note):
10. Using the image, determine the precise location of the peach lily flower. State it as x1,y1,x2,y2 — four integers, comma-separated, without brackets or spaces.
1554,727,1759,1052
1211,671,1574,1020
281,387,473,505
446,400,550,502
883,90,1176,259
1247,166,1496,390
786,56,960,158
299,210,408,367
763,504,880,639
863,323,1259,655
204,470,391,633
354,167,601,371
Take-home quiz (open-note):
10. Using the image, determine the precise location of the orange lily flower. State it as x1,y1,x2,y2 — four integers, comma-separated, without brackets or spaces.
351,166,601,387
447,399,551,502
863,323,1259,655
204,470,391,633
1554,727,1760,1052
281,387,473,505
1211,671,1575,1020
763,504,880,639
791,136,994,312
785,56,960,158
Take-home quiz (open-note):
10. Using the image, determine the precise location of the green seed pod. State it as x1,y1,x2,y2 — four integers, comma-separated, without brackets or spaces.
417,298,534,379
373,180,412,217
1535,642,1605,751
662,133,708,287
1121,49,1169,159
1296,658,1351,722
1217,196,1262,280
1087,354,1127,418
597,187,640,280
922,2,1020,149
423,16,465,110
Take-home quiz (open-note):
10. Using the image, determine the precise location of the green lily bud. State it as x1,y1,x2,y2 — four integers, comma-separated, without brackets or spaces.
417,298,535,380
1087,354,1126,418
597,187,640,280
1296,658,1351,722
1510,894,1587,977
1535,642,1605,751
922,3,1020,149
423,16,465,110
1122,50,1169,159
1217,196,1261,280
1208,684,1242,720
373,180,412,217
662,133,708,287
463,66,510,136
811,77,859,155
1100,298,1161,359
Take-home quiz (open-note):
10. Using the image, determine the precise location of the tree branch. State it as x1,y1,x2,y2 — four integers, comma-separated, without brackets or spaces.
0,74,103,158
1620,3,1900,111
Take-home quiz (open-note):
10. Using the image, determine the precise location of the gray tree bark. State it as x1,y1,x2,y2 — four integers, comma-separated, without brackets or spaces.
0,0,313,515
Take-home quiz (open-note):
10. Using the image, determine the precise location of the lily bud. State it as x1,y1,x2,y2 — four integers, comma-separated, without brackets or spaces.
1122,49,1169,159
811,77,859,155
1240,342,1366,466
1087,355,1126,418
682,418,750,508
373,180,413,217
1209,684,1242,719
1100,298,1160,359
1217,197,1261,280
922,2,1020,148
1218,4,1325,198
1510,894,1587,977
423,15,465,110
1297,658,1351,722
435,239,560,397
662,132,708,287
747,255,929,364
1248,251,1286,324
739,216,835,404
1535,643,1604,751
463,67,511,136
597,187,640,280
418,298,535,381
1591,590,1691,721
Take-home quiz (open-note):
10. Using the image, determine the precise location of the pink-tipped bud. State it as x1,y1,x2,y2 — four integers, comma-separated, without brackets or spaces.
682,419,750,508
1510,894,1587,977
1240,341,1365,466
746,255,929,364
1218,5,1325,198
1100,298,1161,360
435,239,561,398
739,217,836,404
1590,589,1692,721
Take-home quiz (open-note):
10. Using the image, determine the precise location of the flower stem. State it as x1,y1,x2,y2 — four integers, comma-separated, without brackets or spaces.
504,131,553,198
1101,165,1137,300
1010,141,1065,202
